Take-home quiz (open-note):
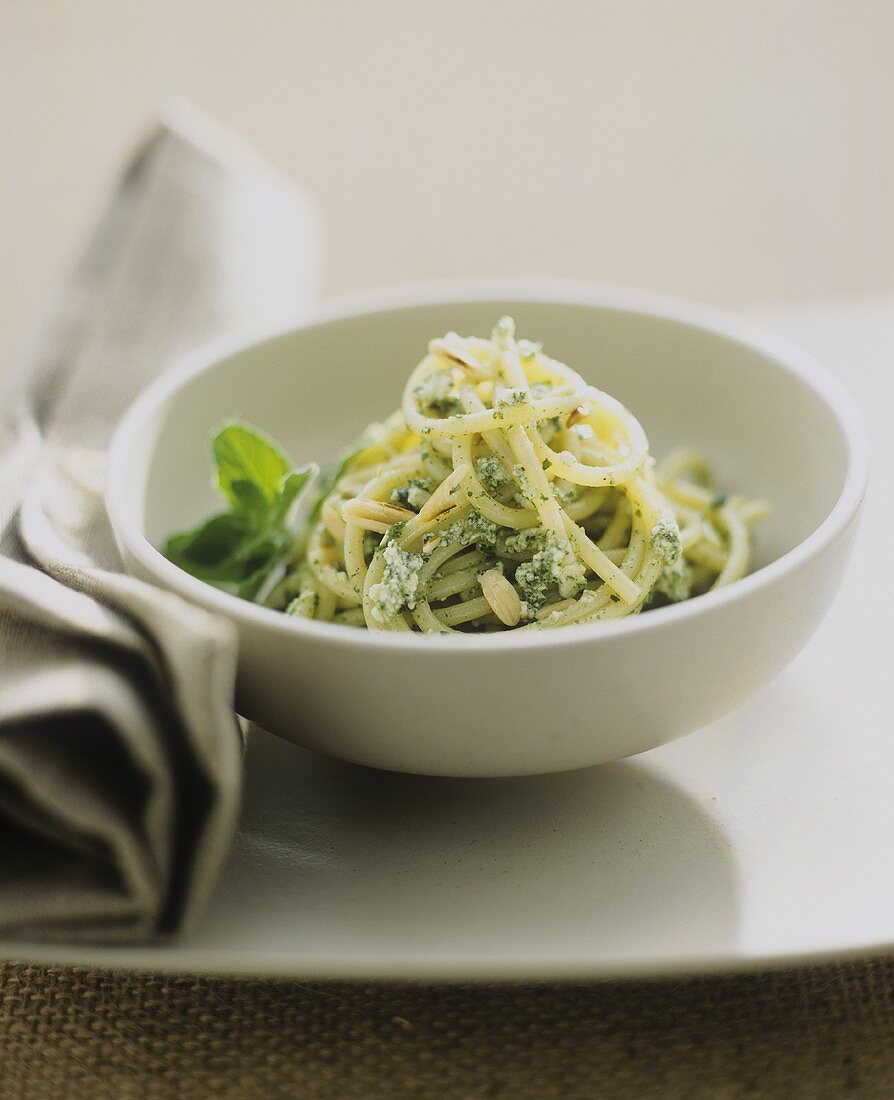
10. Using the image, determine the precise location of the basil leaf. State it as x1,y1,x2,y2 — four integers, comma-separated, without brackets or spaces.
272,464,318,525
212,422,291,507
164,513,256,582
235,531,292,600
228,478,270,516
166,423,319,603
237,558,279,601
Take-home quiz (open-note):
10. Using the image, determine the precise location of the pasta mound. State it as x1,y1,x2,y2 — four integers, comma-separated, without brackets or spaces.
268,318,767,632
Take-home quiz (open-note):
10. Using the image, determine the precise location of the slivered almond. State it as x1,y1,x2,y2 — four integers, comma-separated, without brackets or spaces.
341,498,415,534
416,463,471,523
480,569,522,627
565,404,591,428
535,598,576,621
429,334,483,373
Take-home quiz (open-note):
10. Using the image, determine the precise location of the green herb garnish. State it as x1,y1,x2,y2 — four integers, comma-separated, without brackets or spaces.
165,421,317,601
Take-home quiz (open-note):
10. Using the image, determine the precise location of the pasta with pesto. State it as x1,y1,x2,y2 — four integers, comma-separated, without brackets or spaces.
260,318,768,632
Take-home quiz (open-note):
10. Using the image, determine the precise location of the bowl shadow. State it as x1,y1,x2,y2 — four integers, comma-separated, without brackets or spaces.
194,726,741,969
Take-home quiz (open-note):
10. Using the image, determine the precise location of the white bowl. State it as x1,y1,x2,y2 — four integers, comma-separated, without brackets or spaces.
106,282,868,777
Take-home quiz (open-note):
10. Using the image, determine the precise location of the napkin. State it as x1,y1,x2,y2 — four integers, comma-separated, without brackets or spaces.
0,109,321,941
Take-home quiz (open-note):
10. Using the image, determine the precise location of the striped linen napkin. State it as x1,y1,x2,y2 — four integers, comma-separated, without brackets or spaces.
0,110,321,941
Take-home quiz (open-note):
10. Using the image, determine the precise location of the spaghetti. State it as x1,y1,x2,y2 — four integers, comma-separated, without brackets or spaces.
266,318,767,632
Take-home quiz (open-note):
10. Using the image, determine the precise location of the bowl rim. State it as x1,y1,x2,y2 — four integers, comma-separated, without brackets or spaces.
106,278,870,653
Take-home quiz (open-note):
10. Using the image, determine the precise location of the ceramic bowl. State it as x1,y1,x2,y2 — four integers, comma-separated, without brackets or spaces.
106,282,868,776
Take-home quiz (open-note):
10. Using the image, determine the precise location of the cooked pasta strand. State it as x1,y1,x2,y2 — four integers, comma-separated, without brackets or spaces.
270,318,766,631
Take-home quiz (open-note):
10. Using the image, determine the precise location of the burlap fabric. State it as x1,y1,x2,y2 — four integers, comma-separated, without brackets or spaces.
2,958,894,1097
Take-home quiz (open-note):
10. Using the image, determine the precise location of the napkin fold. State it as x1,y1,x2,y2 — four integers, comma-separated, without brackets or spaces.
0,109,321,941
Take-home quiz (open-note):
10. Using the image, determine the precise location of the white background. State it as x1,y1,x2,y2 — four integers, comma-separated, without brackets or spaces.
2,0,893,374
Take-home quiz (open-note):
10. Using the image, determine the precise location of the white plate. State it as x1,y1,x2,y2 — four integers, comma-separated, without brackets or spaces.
3,298,890,979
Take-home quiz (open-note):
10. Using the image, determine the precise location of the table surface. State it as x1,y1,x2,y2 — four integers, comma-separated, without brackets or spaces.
3,955,894,1099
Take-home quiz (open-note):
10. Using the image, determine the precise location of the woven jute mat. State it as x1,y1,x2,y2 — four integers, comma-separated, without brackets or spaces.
2,957,894,1098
